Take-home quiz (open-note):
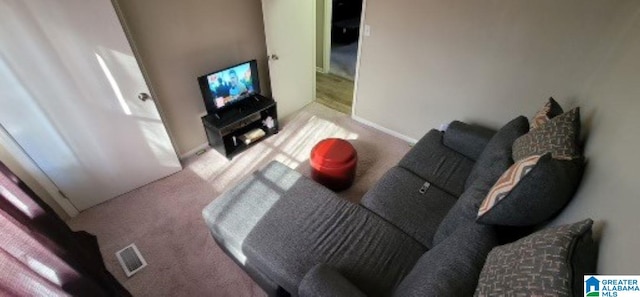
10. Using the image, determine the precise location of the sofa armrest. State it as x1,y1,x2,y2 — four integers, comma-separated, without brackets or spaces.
442,121,495,161
299,264,366,297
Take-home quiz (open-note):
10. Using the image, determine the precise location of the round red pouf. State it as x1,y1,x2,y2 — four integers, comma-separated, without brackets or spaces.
310,138,357,191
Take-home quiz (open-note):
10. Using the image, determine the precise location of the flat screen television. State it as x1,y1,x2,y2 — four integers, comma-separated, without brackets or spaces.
198,60,260,113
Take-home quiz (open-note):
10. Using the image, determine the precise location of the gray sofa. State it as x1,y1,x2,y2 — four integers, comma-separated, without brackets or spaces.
202,116,583,296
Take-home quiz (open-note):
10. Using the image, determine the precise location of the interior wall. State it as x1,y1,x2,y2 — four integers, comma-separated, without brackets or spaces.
114,0,270,156
355,0,633,138
553,7,640,274
354,0,640,273
316,0,325,69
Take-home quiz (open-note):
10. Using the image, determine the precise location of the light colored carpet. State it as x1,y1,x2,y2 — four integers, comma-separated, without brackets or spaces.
66,103,411,296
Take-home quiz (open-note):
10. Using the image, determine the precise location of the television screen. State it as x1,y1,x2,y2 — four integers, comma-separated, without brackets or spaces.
198,60,260,112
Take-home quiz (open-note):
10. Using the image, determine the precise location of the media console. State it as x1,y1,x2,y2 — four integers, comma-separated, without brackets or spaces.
201,94,278,159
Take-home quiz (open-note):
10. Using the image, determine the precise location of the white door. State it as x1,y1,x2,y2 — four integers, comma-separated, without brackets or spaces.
0,0,181,211
261,0,315,117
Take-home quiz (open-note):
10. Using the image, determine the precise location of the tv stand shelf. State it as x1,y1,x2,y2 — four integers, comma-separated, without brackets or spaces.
201,95,278,159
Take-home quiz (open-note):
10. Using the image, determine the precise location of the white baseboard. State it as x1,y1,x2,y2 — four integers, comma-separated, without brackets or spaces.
351,115,417,144
316,67,327,73
179,142,209,160
181,111,212,160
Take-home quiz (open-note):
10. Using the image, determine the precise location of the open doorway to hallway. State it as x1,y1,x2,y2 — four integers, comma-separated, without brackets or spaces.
315,0,363,114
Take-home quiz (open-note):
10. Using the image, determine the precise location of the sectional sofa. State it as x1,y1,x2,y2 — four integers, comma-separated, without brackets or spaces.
202,99,596,296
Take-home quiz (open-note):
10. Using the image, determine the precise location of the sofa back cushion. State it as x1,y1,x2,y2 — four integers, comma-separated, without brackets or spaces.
442,121,495,161
431,178,490,245
393,223,498,297
464,116,529,189
434,116,528,245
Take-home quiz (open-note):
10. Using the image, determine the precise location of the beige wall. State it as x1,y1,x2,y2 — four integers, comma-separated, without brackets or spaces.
0,145,69,220
115,0,270,156
553,8,640,274
355,0,634,138
316,0,325,69
355,0,640,273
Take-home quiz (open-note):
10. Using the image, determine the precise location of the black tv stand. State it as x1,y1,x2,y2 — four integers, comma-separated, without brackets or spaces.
201,94,278,159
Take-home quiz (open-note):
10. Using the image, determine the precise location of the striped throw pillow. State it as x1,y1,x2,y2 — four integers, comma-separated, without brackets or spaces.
478,155,541,217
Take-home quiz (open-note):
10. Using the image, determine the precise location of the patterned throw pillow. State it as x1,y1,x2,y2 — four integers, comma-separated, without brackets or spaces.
474,219,597,297
477,155,541,217
476,154,584,226
512,107,581,161
530,97,564,130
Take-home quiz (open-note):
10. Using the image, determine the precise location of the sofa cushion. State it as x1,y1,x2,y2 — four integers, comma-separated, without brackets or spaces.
474,219,596,297
203,161,427,296
464,116,529,189
435,116,528,245
299,264,366,297
477,153,584,226
442,121,496,161
393,223,499,297
431,177,491,246
512,107,581,161
530,97,564,130
399,130,475,196
361,166,457,248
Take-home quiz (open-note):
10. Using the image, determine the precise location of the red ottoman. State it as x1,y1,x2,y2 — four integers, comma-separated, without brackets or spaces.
310,138,357,191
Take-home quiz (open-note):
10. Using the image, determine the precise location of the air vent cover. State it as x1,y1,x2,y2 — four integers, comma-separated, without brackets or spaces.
115,243,147,277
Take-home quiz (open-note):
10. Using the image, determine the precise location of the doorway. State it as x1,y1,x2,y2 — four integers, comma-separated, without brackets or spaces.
315,0,363,114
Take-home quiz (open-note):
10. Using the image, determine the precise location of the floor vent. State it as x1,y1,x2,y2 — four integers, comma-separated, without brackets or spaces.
115,243,147,277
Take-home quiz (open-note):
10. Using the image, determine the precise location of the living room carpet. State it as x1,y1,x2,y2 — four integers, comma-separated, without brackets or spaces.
66,103,412,296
